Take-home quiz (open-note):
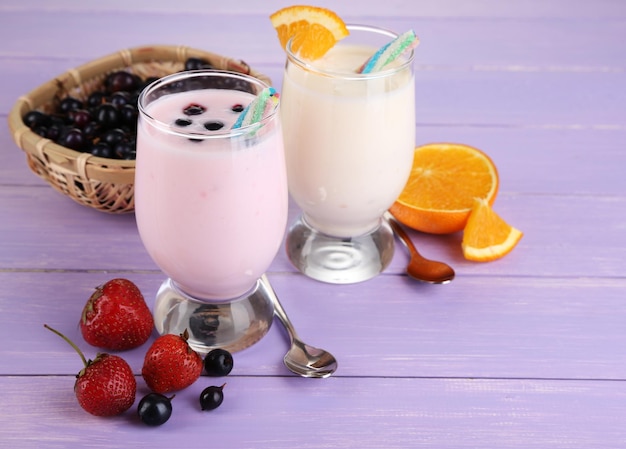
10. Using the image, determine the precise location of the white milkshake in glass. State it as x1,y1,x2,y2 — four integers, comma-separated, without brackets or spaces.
281,25,416,284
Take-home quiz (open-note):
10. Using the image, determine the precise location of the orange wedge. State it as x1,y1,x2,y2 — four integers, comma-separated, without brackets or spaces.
462,198,523,261
390,143,499,234
270,5,349,60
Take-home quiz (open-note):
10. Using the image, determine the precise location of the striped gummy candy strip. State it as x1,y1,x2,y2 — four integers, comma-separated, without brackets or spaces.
358,30,419,74
232,87,279,129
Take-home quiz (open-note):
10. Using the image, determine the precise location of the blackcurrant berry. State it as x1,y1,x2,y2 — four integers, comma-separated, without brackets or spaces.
90,142,114,158
95,103,120,128
203,349,233,376
100,128,127,146
184,57,213,71
68,109,92,129
59,128,85,151
87,90,107,108
183,103,206,116
175,118,192,127
231,104,244,113
137,393,173,426
119,104,138,125
58,96,83,114
110,91,131,108
204,121,224,131
23,110,50,129
106,71,140,93
83,121,102,141
199,384,225,411
114,141,135,159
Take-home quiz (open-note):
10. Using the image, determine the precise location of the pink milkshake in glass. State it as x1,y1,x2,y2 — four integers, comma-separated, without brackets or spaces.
136,70,287,353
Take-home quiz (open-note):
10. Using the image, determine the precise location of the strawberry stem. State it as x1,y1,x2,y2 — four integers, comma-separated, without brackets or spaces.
44,324,88,367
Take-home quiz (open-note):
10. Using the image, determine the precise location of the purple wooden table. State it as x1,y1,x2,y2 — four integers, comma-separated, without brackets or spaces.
2,1,625,447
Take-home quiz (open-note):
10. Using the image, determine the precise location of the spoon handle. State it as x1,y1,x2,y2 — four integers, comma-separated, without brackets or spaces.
384,212,418,258
260,274,297,345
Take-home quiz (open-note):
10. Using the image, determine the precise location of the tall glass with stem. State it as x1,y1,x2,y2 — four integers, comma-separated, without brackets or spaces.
135,70,288,353
281,25,416,284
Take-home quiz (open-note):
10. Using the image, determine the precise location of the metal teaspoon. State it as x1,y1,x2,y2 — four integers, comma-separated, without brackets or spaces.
260,274,338,378
384,212,455,284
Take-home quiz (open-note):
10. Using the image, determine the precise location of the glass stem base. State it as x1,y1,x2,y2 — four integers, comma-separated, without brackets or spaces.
153,278,274,354
286,214,395,284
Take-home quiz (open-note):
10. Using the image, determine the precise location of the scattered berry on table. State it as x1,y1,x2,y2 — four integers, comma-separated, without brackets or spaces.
203,348,234,377
199,384,225,411
137,393,174,426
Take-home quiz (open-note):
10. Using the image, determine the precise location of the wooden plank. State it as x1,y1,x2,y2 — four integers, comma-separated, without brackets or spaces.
3,271,626,380
1,0,624,19
0,11,624,67
1,376,625,449
2,183,624,278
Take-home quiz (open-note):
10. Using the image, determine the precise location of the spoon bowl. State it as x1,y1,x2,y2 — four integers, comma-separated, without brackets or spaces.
261,274,338,378
385,212,455,284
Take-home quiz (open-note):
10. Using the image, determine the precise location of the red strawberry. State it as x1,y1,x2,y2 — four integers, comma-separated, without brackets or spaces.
80,278,153,351
45,324,136,417
142,329,203,394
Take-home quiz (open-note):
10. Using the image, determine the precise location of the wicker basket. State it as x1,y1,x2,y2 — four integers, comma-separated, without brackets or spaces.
8,45,272,214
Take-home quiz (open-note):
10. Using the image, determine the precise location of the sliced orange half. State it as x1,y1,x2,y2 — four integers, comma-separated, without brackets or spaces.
462,198,523,261
390,143,499,234
270,5,349,60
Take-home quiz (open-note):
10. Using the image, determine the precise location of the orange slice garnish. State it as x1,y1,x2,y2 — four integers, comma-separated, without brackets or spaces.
462,198,523,261
270,5,349,60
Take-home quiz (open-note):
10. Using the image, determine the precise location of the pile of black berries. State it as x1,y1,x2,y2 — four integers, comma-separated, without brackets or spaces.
21,57,215,161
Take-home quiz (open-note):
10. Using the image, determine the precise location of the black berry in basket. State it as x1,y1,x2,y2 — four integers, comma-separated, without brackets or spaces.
83,121,102,141
95,103,121,129
87,90,108,108
184,57,214,71
105,71,141,93
114,141,135,159
100,128,128,146
119,103,138,125
23,110,50,129
68,109,92,129
59,128,86,151
21,57,251,161
90,141,115,158
58,96,84,114
110,91,131,108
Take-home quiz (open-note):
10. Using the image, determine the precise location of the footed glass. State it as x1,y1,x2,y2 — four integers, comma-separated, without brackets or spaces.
135,70,287,353
280,25,416,284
